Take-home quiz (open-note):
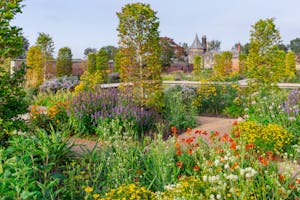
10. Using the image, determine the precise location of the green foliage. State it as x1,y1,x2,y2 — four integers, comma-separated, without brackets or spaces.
238,53,247,76
0,0,24,63
96,48,109,82
56,47,73,77
101,45,118,61
290,38,300,53
246,18,285,92
0,63,28,134
26,46,44,88
234,121,293,152
193,55,201,75
36,32,55,59
285,51,296,80
213,51,233,76
159,37,176,68
117,2,163,110
164,86,197,132
193,84,241,116
87,53,96,73
0,129,73,199
75,71,104,92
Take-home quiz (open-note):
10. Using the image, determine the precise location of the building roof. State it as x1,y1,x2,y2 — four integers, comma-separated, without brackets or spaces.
190,34,203,49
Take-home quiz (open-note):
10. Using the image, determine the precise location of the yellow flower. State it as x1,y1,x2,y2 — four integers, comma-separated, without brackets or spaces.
84,186,93,193
93,193,100,199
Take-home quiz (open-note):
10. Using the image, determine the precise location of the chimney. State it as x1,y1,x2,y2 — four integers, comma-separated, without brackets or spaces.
202,35,207,53
237,42,241,54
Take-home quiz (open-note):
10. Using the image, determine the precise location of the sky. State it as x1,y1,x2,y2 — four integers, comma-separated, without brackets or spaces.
12,0,300,59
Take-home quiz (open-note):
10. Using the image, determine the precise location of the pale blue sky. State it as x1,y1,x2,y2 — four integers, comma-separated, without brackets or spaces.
12,0,300,58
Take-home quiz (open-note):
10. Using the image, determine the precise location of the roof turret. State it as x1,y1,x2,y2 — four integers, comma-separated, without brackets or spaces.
190,34,203,49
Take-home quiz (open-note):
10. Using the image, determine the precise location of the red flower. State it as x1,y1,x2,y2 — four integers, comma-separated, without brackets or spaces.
245,143,255,150
289,184,295,189
176,161,183,168
176,149,182,156
220,133,229,142
193,165,200,171
258,156,269,166
187,149,193,155
296,178,300,184
230,142,236,150
186,137,194,144
195,130,202,134
202,131,208,135
233,121,238,126
279,174,285,182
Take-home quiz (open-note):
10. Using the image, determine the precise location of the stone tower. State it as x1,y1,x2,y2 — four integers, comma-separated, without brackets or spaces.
188,34,206,64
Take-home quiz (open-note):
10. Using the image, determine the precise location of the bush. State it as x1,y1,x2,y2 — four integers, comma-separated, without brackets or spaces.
68,88,159,135
164,85,197,133
233,121,293,152
0,64,28,146
39,76,79,93
193,83,241,117
0,129,73,199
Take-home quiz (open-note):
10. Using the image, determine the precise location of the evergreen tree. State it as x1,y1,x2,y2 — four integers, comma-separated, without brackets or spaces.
96,48,109,82
26,46,44,88
56,47,73,77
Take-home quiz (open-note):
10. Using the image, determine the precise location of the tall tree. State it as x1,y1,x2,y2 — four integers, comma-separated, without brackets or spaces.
96,48,109,82
56,47,73,77
285,51,296,79
246,18,285,92
17,36,30,59
159,37,176,68
207,40,221,52
290,38,300,53
101,45,118,61
36,32,55,59
0,0,28,135
117,2,162,110
26,46,44,88
213,51,233,76
87,53,96,73
84,47,97,58
0,0,24,63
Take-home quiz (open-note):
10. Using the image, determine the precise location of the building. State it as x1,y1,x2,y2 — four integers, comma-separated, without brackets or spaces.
10,59,87,78
188,34,215,69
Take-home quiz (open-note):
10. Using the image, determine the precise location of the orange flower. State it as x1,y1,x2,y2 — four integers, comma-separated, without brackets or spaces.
230,142,236,150
296,178,300,184
202,131,208,135
176,161,183,168
187,148,193,155
233,121,238,126
176,149,182,156
289,184,295,189
195,130,202,134
258,156,269,166
230,162,239,170
175,141,181,149
279,174,285,182
245,143,255,150
186,137,194,144
193,165,200,171
136,169,142,175
171,126,178,137
220,133,229,142
186,128,191,134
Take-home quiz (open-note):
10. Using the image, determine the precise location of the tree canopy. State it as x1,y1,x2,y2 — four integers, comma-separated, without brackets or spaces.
56,47,73,77
36,32,55,59
117,2,162,110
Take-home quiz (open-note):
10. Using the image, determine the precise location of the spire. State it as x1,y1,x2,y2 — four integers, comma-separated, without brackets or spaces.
190,33,202,49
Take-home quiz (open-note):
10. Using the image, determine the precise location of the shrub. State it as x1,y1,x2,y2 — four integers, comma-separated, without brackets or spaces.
39,76,79,93
0,129,73,199
164,85,197,133
193,83,241,116
68,88,158,135
233,121,293,152
98,184,155,200
0,64,28,146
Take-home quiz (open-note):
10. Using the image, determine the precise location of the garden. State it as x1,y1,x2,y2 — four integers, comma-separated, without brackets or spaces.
1,1,300,200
